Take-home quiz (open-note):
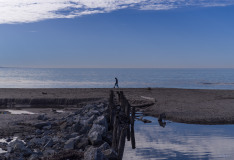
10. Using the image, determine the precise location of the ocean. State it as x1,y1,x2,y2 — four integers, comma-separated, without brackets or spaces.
0,68,234,89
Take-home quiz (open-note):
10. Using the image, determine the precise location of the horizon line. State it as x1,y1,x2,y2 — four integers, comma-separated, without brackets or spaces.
1,66,234,69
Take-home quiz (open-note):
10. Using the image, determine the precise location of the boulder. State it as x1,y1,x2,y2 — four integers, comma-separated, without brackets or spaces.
84,146,104,160
34,122,51,129
88,124,107,145
64,136,81,150
102,149,118,160
44,139,53,148
98,142,110,152
94,116,108,130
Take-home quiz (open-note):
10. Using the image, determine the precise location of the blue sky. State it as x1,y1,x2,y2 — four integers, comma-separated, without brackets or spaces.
0,0,234,68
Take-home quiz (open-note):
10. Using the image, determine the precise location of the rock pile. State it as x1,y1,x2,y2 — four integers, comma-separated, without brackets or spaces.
0,103,118,160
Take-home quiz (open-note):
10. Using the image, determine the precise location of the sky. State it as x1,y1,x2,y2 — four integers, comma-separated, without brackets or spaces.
0,0,234,68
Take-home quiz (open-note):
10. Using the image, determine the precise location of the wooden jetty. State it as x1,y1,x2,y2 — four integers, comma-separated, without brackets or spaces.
108,90,136,160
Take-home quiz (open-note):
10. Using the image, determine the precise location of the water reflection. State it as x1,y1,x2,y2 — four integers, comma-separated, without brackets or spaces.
0,148,7,154
0,109,35,115
123,116,234,160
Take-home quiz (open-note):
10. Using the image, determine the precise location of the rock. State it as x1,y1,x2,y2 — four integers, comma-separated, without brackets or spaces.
28,154,40,160
102,149,118,160
158,113,166,122
43,125,51,130
66,117,74,126
35,129,42,135
6,138,12,142
79,124,92,134
8,139,32,156
60,122,68,130
87,110,101,117
43,149,55,157
44,139,53,148
72,123,82,132
94,115,108,130
88,124,107,145
34,122,51,129
84,146,104,160
75,137,89,150
65,132,79,140
80,115,97,126
88,130,102,145
98,142,110,152
89,124,107,136
28,138,43,147
7,146,12,153
64,136,81,150
37,114,48,121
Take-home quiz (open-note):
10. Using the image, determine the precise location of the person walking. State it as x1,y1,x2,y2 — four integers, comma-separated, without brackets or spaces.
114,77,119,88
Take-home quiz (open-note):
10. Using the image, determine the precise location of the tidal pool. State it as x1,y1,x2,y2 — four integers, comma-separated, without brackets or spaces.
123,116,234,160
1,109,36,115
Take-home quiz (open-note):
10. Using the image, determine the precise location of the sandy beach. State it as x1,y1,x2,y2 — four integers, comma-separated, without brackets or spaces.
1,88,234,124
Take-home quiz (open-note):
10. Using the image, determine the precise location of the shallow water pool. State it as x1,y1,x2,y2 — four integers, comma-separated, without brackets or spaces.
123,116,234,160
0,109,36,115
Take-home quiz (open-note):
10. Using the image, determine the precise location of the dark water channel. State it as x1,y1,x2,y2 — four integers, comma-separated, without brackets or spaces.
123,115,234,160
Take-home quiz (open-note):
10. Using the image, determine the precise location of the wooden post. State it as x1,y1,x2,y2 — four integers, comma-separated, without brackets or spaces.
109,90,114,129
118,125,127,160
131,105,136,149
112,115,119,151
131,105,135,126
130,124,136,149
120,91,124,112
126,102,131,141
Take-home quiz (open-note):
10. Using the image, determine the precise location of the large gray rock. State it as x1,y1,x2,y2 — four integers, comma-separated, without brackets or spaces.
88,131,102,145
88,124,106,145
84,146,104,160
34,122,51,129
80,115,97,126
75,137,89,149
43,149,55,157
28,154,40,160
94,116,108,130
64,136,81,150
37,114,48,121
8,139,32,156
44,139,53,148
102,149,118,160
98,142,110,152
28,137,44,147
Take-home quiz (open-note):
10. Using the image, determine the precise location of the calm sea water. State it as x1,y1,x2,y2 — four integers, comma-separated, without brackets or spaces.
0,68,234,89
123,116,234,160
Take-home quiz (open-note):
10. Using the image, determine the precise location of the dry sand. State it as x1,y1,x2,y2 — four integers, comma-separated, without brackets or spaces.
0,88,234,124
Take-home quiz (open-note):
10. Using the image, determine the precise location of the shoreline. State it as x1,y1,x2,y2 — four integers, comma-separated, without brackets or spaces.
1,88,234,124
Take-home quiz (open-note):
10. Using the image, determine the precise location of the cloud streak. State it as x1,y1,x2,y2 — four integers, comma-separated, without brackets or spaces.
0,0,234,24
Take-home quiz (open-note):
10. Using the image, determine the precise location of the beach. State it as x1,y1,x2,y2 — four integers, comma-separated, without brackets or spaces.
1,88,234,124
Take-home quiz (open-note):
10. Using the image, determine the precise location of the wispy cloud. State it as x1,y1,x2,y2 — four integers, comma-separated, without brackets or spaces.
0,0,234,24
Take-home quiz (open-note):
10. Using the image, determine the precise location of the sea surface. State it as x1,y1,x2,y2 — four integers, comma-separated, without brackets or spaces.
0,68,234,89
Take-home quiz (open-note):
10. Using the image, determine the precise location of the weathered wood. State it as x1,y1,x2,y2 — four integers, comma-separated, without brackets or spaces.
109,90,136,159
131,105,135,126
130,124,136,149
127,124,130,141
109,90,114,129
120,91,124,112
112,115,119,151
118,126,127,160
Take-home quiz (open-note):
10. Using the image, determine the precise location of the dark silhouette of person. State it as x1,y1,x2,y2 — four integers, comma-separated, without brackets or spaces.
114,77,119,88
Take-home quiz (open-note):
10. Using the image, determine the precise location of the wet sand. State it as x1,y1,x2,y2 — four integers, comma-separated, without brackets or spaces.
1,88,234,124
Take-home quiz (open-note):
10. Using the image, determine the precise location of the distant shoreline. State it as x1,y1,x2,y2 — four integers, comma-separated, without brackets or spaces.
0,88,234,124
